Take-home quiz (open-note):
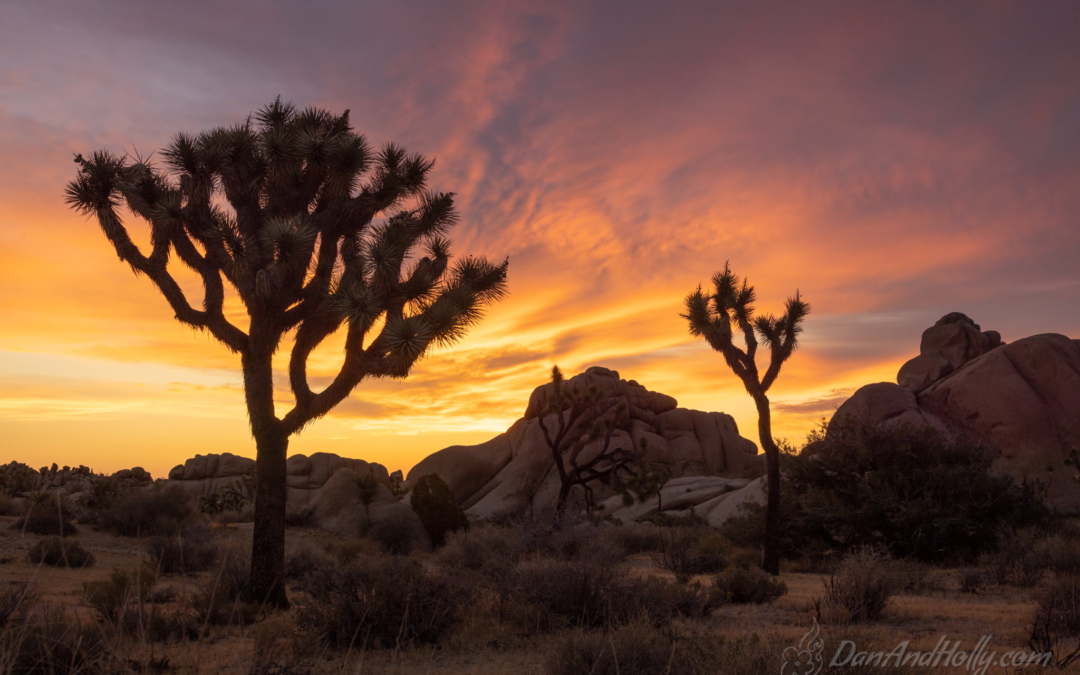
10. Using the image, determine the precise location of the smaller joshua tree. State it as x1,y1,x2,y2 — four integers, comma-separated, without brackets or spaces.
682,262,809,575
536,366,635,522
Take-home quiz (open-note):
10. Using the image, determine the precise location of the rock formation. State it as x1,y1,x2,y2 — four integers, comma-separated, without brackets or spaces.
834,313,1080,512
165,451,390,507
406,366,764,523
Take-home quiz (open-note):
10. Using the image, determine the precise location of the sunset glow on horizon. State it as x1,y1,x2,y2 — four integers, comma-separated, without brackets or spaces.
2,1,1078,479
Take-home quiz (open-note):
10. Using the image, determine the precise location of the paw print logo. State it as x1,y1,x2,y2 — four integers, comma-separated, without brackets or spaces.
781,619,824,675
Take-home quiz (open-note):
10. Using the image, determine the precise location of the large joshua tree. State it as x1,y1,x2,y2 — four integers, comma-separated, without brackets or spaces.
682,263,808,575
65,99,509,607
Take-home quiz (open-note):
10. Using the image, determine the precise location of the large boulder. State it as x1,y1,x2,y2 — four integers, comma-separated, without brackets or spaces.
407,366,762,523
308,468,431,552
835,314,1080,512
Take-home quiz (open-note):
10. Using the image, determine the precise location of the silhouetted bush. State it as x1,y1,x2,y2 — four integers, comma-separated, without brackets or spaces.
368,511,418,555
285,541,336,580
1029,574,1080,668
0,582,34,629
814,548,896,623
653,527,729,583
410,473,468,546
28,537,95,568
504,555,716,632
724,421,1047,562
147,524,218,575
436,524,526,571
12,502,79,536
84,567,157,624
0,609,114,675
714,566,787,604
982,526,1080,587
606,525,665,554
285,504,315,528
298,555,466,649
99,484,196,536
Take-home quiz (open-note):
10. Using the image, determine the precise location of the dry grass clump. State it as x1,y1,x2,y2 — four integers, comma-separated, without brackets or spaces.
815,548,897,623
146,524,218,575
982,526,1080,587
652,527,729,583
0,607,114,675
545,622,784,675
0,582,35,628
13,504,80,537
1028,573,1080,668
27,537,96,568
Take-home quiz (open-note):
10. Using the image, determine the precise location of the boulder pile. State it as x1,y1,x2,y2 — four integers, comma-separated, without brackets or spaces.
834,313,1080,512
407,366,765,523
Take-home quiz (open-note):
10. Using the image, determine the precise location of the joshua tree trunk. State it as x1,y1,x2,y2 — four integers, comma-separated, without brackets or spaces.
754,392,781,575
243,353,290,608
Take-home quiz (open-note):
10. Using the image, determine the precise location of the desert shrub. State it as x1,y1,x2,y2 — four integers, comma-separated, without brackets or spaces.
982,526,1080,587
27,537,95,568
0,491,23,517
814,548,897,623
958,568,989,594
298,555,466,649
1029,574,1080,668
725,421,1047,562
889,559,944,595
634,511,707,528
0,609,114,675
0,582,35,628
545,623,786,675
284,504,315,528
98,484,196,536
199,481,249,516
653,527,729,583
504,555,714,631
285,541,335,580
324,539,373,564
12,501,79,536
146,524,218,575
368,512,417,555
410,473,468,546
84,567,157,624
606,524,665,554
435,523,526,571
714,566,787,604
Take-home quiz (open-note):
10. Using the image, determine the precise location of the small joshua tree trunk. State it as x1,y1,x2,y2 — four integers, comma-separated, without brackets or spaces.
754,392,781,575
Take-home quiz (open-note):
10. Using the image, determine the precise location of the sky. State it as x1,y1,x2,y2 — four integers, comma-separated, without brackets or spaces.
1,1,1078,479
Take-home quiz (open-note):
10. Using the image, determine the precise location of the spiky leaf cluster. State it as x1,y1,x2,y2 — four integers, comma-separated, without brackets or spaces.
682,262,808,396
66,99,508,434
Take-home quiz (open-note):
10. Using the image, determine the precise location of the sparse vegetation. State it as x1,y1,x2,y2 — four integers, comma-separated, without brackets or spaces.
147,524,218,575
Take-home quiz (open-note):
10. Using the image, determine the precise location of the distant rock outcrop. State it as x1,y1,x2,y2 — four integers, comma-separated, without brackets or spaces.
406,366,763,523
834,313,1080,512
165,451,390,507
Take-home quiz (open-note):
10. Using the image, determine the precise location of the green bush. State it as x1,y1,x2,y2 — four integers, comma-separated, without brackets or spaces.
28,537,95,568
724,421,1047,562
410,473,468,546
714,566,787,604
99,484,196,536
